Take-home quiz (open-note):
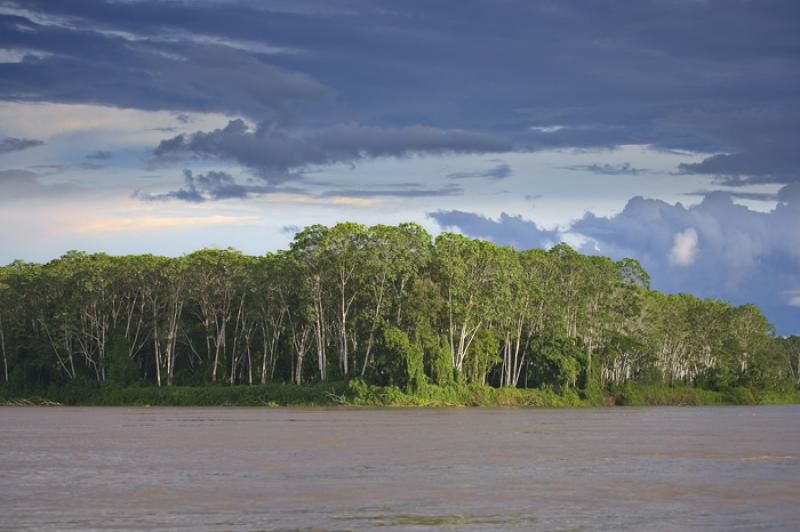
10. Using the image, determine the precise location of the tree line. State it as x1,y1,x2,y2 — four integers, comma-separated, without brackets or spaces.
1,222,798,394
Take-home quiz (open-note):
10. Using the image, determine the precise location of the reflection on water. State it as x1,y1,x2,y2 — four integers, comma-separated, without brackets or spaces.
1,405,798,531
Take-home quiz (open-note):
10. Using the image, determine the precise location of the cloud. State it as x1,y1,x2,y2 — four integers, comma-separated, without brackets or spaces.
318,184,463,198
672,108,800,185
3,0,797,187
447,163,512,181
0,8,332,118
151,119,513,182
0,168,81,199
0,48,51,63
137,169,463,203
678,145,799,185
0,136,44,154
86,150,111,160
429,210,560,250
564,162,648,176
530,125,566,133
280,224,300,235
683,190,779,202
668,228,699,267
778,182,800,204
134,169,297,203
786,291,800,308
1,168,39,186
31,162,103,174
572,192,798,280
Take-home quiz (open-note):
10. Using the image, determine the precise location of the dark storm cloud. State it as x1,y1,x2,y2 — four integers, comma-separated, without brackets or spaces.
151,119,513,182
137,169,463,202
0,137,44,155
0,5,332,117
134,169,299,203
564,163,648,176
447,163,512,181
431,187,800,334
674,108,800,185
2,1,799,184
679,147,799,185
778,182,800,204
683,190,779,202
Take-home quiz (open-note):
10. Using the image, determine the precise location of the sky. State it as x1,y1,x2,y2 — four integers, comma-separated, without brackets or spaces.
0,0,798,334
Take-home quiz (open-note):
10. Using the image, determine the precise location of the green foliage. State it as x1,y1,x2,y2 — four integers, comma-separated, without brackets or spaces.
107,331,139,387
370,326,406,386
20,381,347,406
428,334,454,387
607,382,727,406
382,326,426,389
344,381,587,407
4,380,797,408
528,332,582,392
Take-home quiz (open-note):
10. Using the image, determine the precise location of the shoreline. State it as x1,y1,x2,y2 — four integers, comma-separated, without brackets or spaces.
3,382,798,408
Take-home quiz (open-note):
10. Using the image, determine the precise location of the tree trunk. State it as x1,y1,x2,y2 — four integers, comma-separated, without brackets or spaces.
152,303,162,388
229,295,245,385
361,272,386,377
314,284,327,381
260,326,269,385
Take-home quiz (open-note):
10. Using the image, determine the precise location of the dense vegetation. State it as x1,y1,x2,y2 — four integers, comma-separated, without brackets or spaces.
1,223,798,406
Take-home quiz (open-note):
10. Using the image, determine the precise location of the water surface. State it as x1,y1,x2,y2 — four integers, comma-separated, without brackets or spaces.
1,405,798,531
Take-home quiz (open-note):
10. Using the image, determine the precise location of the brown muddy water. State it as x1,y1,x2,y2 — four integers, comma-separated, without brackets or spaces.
1,405,798,531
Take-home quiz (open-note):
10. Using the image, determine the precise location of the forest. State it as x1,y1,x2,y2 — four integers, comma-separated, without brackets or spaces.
1,222,798,406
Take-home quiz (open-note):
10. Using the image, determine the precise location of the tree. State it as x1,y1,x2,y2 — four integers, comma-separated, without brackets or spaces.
432,233,503,381
289,225,331,381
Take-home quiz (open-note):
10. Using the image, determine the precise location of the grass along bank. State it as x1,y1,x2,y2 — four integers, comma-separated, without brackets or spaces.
2,380,799,407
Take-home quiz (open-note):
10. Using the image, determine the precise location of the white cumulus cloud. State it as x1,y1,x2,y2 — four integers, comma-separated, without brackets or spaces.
786,291,800,308
669,228,699,267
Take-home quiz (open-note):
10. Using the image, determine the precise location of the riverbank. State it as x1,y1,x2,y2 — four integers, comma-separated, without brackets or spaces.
2,380,799,407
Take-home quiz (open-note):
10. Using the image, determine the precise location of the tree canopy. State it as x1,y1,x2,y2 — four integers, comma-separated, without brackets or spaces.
0,223,796,394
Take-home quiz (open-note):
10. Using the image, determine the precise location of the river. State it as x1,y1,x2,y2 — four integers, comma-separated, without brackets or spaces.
1,405,798,531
